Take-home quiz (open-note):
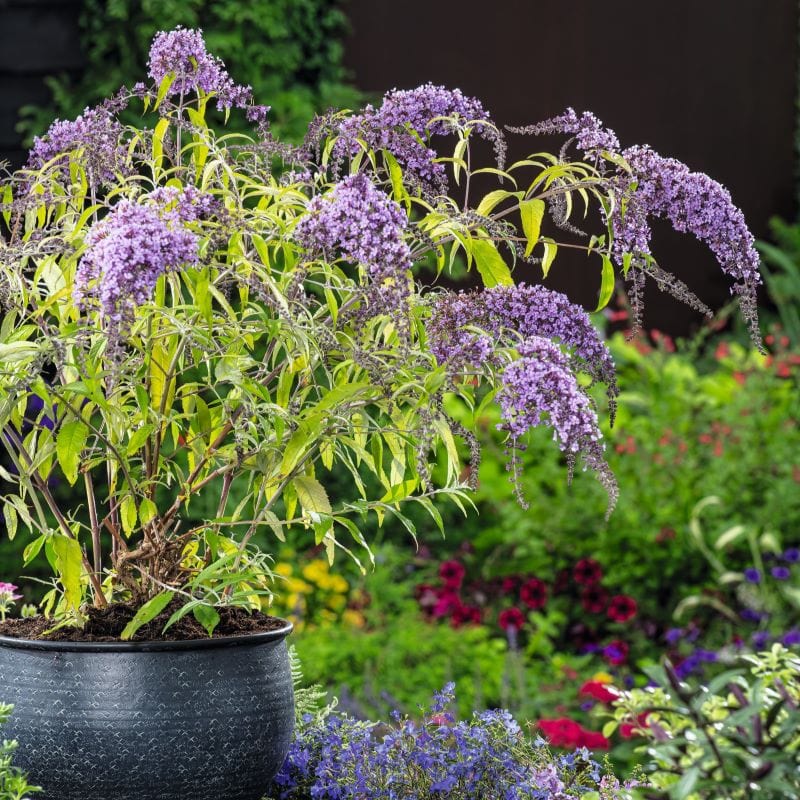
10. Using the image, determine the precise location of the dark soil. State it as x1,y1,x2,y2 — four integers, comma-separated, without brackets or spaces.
0,600,286,642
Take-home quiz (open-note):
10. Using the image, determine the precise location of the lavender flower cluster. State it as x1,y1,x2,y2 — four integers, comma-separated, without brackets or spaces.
268,684,635,800
147,27,268,122
511,107,762,344
147,185,221,223
332,84,504,194
74,200,198,332
27,105,127,188
428,284,618,509
295,174,412,321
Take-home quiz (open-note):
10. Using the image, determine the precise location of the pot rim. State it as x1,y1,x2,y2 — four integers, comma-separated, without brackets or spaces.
0,618,293,653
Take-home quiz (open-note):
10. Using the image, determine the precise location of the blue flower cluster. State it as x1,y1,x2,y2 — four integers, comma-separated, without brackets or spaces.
268,685,637,799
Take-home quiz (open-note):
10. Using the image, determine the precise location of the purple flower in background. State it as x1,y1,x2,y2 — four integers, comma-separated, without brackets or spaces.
752,631,771,650
27,105,127,187
783,629,800,646
744,568,762,584
771,565,791,581
333,83,503,193
75,200,198,331
784,547,800,563
740,608,767,623
664,627,683,644
147,27,257,114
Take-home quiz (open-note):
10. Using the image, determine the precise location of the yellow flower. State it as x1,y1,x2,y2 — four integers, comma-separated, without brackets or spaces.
342,609,366,628
592,671,614,684
286,578,313,594
274,562,293,578
302,560,329,583
326,593,347,611
328,575,349,594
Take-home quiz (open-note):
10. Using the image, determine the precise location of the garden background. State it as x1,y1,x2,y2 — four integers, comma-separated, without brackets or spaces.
1,0,800,771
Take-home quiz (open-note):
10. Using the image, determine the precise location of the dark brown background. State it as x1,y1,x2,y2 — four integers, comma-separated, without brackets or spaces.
1,0,797,332
343,0,798,331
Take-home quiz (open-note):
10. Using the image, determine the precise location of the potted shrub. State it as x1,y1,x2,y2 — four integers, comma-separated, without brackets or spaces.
0,26,762,800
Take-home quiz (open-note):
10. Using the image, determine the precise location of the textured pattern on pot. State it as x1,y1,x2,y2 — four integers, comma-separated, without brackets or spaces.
0,623,294,800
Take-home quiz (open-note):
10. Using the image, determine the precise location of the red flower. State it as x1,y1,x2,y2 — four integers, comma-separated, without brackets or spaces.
607,595,638,623
520,578,548,610
431,589,461,619
498,607,526,631
603,639,629,666
501,576,519,595
579,680,619,704
537,718,581,748
573,558,603,585
620,712,649,739
537,718,610,750
438,560,466,589
451,604,481,627
580,585,608,614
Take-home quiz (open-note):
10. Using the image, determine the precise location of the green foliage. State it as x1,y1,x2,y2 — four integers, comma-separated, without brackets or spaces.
294,614,509,720
438,331,800,624
756,217,800,344
610,646,800,799
0,704,39,800
17,0,361,142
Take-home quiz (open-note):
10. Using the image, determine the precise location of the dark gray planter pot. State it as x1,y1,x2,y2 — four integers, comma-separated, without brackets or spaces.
0,622,294,800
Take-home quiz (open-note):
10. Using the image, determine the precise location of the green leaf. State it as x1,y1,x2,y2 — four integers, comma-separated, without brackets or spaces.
56,420,89,486
294,476,332,520
671,766,700,800
192,604,220,637
23,534,45,565
51,534,83,614
139,498,158,525
120,590,175,641
120,495,137,536
476,190,513,217
594,255,615,311
3,504,17,541
519,199,545,257
541,238,557,278
152,117,170,168
471,238,513,288
126,424,154,456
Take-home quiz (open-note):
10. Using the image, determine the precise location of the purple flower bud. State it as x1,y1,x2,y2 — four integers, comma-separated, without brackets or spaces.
784,547,800,563
771,566,791,581
744,568,762,584
751,631,771,649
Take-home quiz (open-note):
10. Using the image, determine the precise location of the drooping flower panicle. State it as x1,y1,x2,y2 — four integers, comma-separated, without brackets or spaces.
511,107,762,346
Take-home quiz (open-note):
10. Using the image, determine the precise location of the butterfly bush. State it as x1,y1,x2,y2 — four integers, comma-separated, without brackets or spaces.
268,685,641,799
0,28,762,628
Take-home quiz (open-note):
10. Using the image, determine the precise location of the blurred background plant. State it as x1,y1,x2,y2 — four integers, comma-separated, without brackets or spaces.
609,646,800,799
15,0,361,144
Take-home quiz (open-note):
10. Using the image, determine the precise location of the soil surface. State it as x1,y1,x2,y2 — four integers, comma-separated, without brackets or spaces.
0,600,286,642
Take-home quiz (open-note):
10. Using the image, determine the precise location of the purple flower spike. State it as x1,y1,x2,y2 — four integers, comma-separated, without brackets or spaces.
784,547,800,563
148,27,258,114
75,200,198,335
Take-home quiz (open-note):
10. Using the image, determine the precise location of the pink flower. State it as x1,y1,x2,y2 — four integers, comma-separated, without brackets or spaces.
0,583,21,600
579,680,619,704
519,578,548,610
498,607,526,631
438,560,466,589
